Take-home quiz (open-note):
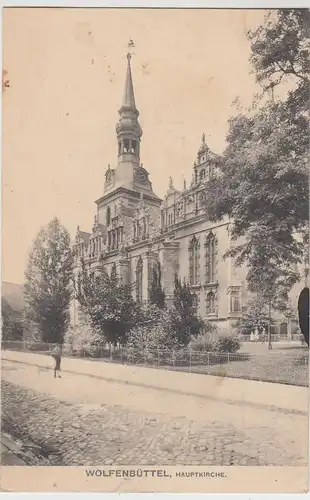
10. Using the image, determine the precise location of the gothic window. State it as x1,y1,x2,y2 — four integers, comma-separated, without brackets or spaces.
123,139,130,153
136,257,143,303
205,232,217,283
142,217,146,236
206,291,216,315
189,236,200,285
106,206,111,226
230,294,241,312
200,169,205,180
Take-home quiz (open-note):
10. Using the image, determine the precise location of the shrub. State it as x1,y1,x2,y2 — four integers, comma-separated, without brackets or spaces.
64,319,104,357
190,334,215,352
213,333,241,353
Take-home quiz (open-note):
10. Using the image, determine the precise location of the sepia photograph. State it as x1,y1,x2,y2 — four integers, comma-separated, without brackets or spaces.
1,6,309,493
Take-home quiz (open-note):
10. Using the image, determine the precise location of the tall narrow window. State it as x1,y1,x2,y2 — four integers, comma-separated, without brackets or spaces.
131,140,136,154
123,139,129,153
205,232,216,283
231,294,241,313
189,236,200,285
106,206,111,226
136,257,143,303
118,142,121,155
192,293,198,313
206,291,215,315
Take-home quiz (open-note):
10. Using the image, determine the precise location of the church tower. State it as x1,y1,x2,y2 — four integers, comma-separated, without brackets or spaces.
95,52,161,251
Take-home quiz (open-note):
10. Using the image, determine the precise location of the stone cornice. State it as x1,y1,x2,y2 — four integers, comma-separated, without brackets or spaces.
95,187,162,206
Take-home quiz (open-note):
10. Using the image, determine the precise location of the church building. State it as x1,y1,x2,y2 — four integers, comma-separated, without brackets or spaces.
71,53,305,336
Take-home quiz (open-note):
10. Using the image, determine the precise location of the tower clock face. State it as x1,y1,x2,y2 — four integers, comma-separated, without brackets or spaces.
135,167,148,183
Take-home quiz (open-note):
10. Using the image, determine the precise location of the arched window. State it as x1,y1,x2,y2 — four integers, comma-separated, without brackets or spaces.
106,206,111,226
206,291,215,315
230,294,241,312
189,236,200,285
200,169,205,180
118,142,121,155
205,232,216,283
131,140,136,154
123,139,129,153
136,257,143,303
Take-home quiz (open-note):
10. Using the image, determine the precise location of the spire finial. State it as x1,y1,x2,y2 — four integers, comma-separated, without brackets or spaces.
120,50,137,111
202,132,205,144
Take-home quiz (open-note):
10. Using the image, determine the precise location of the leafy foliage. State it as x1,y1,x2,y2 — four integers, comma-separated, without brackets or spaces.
64,318,104,356
248,9,309,92
74,257,141,346
213,333,241,353
204,9,309,299
24,217,73,344
149,261,166,309
237,296,269,335
171,275,205,346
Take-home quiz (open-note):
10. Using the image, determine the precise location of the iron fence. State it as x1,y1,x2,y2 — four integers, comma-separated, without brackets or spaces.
1,340,309,386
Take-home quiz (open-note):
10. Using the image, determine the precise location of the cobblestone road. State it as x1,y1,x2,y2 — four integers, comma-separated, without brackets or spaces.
1,360,308,466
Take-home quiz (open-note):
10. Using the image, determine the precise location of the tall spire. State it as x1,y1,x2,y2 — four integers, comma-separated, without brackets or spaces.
116,52,142,165
121,53,137,111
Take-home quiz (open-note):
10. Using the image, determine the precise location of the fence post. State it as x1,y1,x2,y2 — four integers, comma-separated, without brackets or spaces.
228,352,230,364
157,348,160,368
207,351,210,366
144,349,146,367
189,347,192,373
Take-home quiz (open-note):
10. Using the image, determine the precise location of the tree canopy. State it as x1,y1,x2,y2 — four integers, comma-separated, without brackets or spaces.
74,257,141,346
24,217,73,343
204,8,309,298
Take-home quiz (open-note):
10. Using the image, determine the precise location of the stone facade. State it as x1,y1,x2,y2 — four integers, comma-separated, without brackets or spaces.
71,53,307,335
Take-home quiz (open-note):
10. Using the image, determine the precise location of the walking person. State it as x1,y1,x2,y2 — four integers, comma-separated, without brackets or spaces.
51,343,62,378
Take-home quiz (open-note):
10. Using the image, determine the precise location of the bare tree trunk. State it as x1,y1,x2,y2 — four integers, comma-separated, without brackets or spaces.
268,300,272,350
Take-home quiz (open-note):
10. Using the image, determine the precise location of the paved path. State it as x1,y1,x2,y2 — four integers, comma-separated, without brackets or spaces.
1,359,308,466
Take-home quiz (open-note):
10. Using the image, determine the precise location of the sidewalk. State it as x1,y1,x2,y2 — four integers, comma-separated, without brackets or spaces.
2,350,308,414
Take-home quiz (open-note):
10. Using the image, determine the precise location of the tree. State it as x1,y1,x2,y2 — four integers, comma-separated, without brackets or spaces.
238,296,270,337
204,9,309,323
74,257,140,347
248,10,309,95
24,218,73,344
170,275,204,346
149,261,166,309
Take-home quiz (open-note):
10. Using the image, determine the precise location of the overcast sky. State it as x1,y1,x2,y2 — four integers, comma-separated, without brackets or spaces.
2,8,265,284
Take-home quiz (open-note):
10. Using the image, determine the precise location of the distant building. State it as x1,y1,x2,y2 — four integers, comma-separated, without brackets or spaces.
71,53,306,337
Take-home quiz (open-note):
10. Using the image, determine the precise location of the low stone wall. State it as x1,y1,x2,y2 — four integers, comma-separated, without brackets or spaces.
2,350,308,414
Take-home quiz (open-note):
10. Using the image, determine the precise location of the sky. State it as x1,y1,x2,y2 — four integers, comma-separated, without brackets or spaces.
2,8,265,284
